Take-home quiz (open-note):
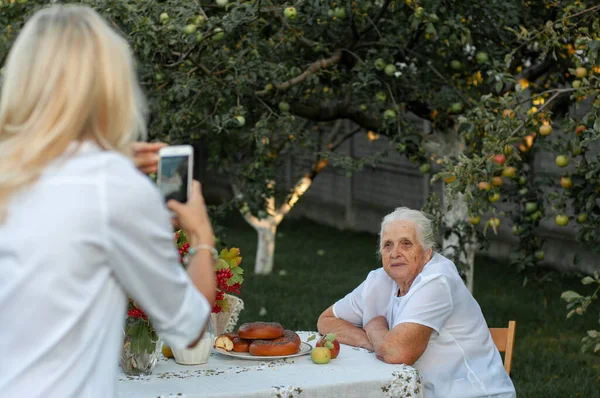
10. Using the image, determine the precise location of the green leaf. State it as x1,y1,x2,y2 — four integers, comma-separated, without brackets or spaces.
561,291,582,302
324,341,334,349
324,333,336,341
215,258,230,270
307,334,317,342
581,276,595,285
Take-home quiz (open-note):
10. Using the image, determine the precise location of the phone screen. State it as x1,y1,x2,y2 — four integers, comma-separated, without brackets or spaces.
158,155,190,203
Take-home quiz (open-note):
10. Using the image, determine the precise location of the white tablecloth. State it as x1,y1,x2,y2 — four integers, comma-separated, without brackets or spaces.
117,331,423,398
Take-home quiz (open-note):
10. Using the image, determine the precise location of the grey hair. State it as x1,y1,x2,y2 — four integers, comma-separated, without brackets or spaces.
378,207,436,254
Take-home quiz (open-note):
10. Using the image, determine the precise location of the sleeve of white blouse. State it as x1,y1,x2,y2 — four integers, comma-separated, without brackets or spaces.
392,275,453,333
332,279,366,327
103,156,211,349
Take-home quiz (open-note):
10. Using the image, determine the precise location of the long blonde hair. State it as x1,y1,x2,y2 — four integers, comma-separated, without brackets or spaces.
0,4,147,221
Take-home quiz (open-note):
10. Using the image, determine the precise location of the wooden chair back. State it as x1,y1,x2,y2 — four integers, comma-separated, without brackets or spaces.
489,320,516,375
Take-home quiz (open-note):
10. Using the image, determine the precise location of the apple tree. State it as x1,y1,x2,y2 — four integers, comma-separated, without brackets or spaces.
2,0,600,312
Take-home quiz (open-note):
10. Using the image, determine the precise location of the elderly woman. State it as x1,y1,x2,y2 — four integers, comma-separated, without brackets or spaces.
317,207,516,398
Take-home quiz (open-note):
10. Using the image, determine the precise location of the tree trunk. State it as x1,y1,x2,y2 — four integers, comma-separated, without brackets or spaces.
442,193,476,292
254,222,278,275
425,128,476,292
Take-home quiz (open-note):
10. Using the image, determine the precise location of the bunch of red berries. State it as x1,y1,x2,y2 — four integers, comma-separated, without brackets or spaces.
216,268,233,291
127,308,147,320
178,242,190,264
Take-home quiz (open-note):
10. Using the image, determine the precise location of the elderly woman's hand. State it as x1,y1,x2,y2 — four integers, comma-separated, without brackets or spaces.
132,142,167,175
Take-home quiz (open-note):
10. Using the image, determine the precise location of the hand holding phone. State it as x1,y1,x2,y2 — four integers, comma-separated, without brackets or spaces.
157,145,194,204
167,180,214,245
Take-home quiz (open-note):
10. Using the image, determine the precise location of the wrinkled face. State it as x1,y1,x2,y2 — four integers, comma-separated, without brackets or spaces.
381,220,432,285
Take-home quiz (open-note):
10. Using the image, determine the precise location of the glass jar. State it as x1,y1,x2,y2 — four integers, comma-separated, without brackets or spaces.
120,322,160,375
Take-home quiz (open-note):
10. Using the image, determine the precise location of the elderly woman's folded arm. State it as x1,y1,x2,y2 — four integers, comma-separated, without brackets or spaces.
317,306,375,351
365,316,432,365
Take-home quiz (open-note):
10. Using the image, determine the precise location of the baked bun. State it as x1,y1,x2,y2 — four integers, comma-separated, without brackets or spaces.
237,322,284,340
232,336,251,352
248,330,301,356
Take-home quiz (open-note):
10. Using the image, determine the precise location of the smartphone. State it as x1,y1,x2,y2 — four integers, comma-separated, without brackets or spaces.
157,145,194,204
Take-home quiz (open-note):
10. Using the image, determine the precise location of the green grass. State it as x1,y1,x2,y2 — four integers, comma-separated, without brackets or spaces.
219,214,600,398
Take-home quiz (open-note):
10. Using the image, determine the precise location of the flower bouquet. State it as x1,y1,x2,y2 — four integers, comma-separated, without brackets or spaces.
120,299,160,375
174,230,244,315
166,231,244,364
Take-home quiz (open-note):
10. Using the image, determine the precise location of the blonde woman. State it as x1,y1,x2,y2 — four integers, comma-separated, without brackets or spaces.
0,5,216,397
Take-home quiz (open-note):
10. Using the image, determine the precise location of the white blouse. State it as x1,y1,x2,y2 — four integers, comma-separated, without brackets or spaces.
333,253,516,398
0,142,211,397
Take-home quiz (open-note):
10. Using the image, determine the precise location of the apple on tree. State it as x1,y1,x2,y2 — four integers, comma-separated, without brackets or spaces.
316,333,340,359
284,6,297,20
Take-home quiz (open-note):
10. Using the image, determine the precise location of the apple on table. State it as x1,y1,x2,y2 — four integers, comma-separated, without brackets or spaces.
315,333,340,359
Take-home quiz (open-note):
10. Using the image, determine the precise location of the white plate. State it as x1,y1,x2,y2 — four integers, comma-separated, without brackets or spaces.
214,342,312,360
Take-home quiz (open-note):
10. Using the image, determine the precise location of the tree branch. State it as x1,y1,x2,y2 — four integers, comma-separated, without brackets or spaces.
255,50,342,96
289,100,380,133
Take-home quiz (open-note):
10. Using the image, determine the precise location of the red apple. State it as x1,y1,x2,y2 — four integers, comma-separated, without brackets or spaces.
493,154,506,166
316,333,340,359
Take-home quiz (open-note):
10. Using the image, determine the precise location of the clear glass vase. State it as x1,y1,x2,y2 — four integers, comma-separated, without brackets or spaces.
120,324,160,376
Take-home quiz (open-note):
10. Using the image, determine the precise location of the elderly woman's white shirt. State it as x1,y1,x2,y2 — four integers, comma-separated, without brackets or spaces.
333,253,516,398
0,142,211,397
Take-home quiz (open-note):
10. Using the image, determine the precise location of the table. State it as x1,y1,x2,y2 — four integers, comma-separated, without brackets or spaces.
118,332,423,398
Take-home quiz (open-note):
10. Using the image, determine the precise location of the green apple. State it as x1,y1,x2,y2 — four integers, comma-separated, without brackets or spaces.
531,211,542,221
468,215,481,225
572,80,582,89
234,116,245,126
284,6,297,20
518,187,528,196
511,225,522,236
375,91,387,101
574,67,587,78
476,52,489,64
383,109,397,120
195,33,204,43
375,58,387,71
534,250,545,260
518,176,527,185
419,163,431,174
450,60,462,70
216,0,228,7
385,64,397,76
414,7,424,18
279,101,290,112
195,15,206,25
488,192,500,203
525,202,537,214
160,12,170,22
334,7,346,19
183,24,197,35
555,214,569,226
311,347,331,364
555,155,569,167
577,213,588,223
450,102,463,113
212,28,225,41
